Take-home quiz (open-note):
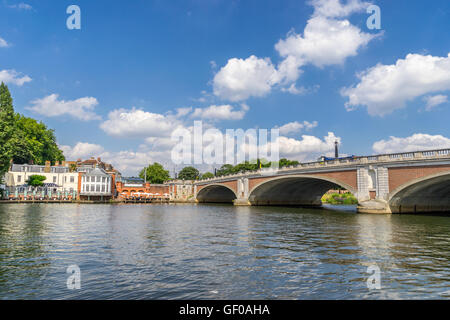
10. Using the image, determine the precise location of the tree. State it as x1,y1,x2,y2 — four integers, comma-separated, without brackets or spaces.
139,163,170,184
0,83,65,180
27,175,47,187
0,83,16,180
178,166,200,180
216,164,234,176
12,114,65,165
278,158,300,168
201,172,214,179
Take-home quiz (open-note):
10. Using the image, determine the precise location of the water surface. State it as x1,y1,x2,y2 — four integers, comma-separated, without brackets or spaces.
0,203,449,299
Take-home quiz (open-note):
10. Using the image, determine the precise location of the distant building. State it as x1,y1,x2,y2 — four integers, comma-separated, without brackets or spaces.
167,180,196,202
4,162,79,193
75,157,121,198
79,168,113,201
116,176,169,199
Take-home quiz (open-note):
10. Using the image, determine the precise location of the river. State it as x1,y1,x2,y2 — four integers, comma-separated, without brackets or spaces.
0,203,449,299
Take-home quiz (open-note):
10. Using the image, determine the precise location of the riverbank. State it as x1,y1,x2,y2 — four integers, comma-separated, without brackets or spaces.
0,199,170,204
321,192,358,205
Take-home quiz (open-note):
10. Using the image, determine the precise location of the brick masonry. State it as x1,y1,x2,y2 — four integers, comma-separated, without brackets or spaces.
248,170,358,194
388,165,450,193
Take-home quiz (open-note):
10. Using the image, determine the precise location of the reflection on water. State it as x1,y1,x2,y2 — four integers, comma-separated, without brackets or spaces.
0,203,449,299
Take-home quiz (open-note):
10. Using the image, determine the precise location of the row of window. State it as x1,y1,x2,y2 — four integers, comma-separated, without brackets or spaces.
81,184,110,193
16,175,75,184
82,176,109,183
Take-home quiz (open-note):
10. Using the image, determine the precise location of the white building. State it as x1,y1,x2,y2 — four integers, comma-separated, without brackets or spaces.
4,163,79,193
79,168,112,200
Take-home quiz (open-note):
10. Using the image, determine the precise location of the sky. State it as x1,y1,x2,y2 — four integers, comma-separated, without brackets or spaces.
1,0,449,176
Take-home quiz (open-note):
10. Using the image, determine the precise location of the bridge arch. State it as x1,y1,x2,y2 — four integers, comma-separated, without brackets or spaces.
248,174,357,206
388,170,450,214
196,184,238,204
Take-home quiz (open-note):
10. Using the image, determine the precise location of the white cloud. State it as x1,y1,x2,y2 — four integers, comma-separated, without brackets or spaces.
213,55,279,101
280,83,319,95
60,142,105,160
0,69,31,86
275,16,375,69
342,53,450,116
372,134,450,154
100,108,180,137
191,104,249,120
275,132,341,161
213,0,376,101
424,94,448,111
61,142,164,175
0,37,9,48
8,3,32,10
277,121,318,135
27,94,101,121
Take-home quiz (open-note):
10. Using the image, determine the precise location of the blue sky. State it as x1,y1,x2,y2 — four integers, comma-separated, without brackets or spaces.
1,0,449,175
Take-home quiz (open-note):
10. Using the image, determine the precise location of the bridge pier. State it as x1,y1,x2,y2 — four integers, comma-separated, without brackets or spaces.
357,200,392,214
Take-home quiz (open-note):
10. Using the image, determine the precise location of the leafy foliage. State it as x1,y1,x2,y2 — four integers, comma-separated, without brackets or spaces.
178,166,200,180
12,114,65,165
201,172,215,179
321,192,357,205
27,175,47,187
0,83,16,179
0,83,65,180
210,158,300,178
139,163,170,184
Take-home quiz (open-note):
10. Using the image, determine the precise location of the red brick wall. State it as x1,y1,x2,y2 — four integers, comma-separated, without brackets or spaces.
388,165,450,192
248,170,357,193
197,180,238,194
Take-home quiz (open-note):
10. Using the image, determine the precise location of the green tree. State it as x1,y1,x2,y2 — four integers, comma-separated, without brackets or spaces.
201,172,214,179
12,115,65,165
0,83,16,180
139,163,170,184
27,175,47,187
178,166,200,180
216,164,234,176
278,158,300,168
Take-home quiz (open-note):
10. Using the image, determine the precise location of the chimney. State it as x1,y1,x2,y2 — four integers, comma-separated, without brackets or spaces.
335,141,339,159
44,161,51,173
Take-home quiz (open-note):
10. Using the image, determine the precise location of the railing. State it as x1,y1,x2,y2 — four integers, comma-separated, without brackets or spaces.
194,148,450,183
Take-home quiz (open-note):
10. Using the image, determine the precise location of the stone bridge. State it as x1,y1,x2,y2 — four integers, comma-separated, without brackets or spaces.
188,149,450,214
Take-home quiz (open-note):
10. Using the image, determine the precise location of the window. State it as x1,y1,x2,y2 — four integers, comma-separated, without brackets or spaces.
102,177,106,183
91,185,95,192
64,176,67,183
70,176,75,183
17,175,22,183
102,185,105,192
97,176,101,183
96,184,100,192
53,176,57,183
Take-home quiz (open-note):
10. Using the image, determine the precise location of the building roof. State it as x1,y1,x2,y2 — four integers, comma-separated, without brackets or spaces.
84,168,110,177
